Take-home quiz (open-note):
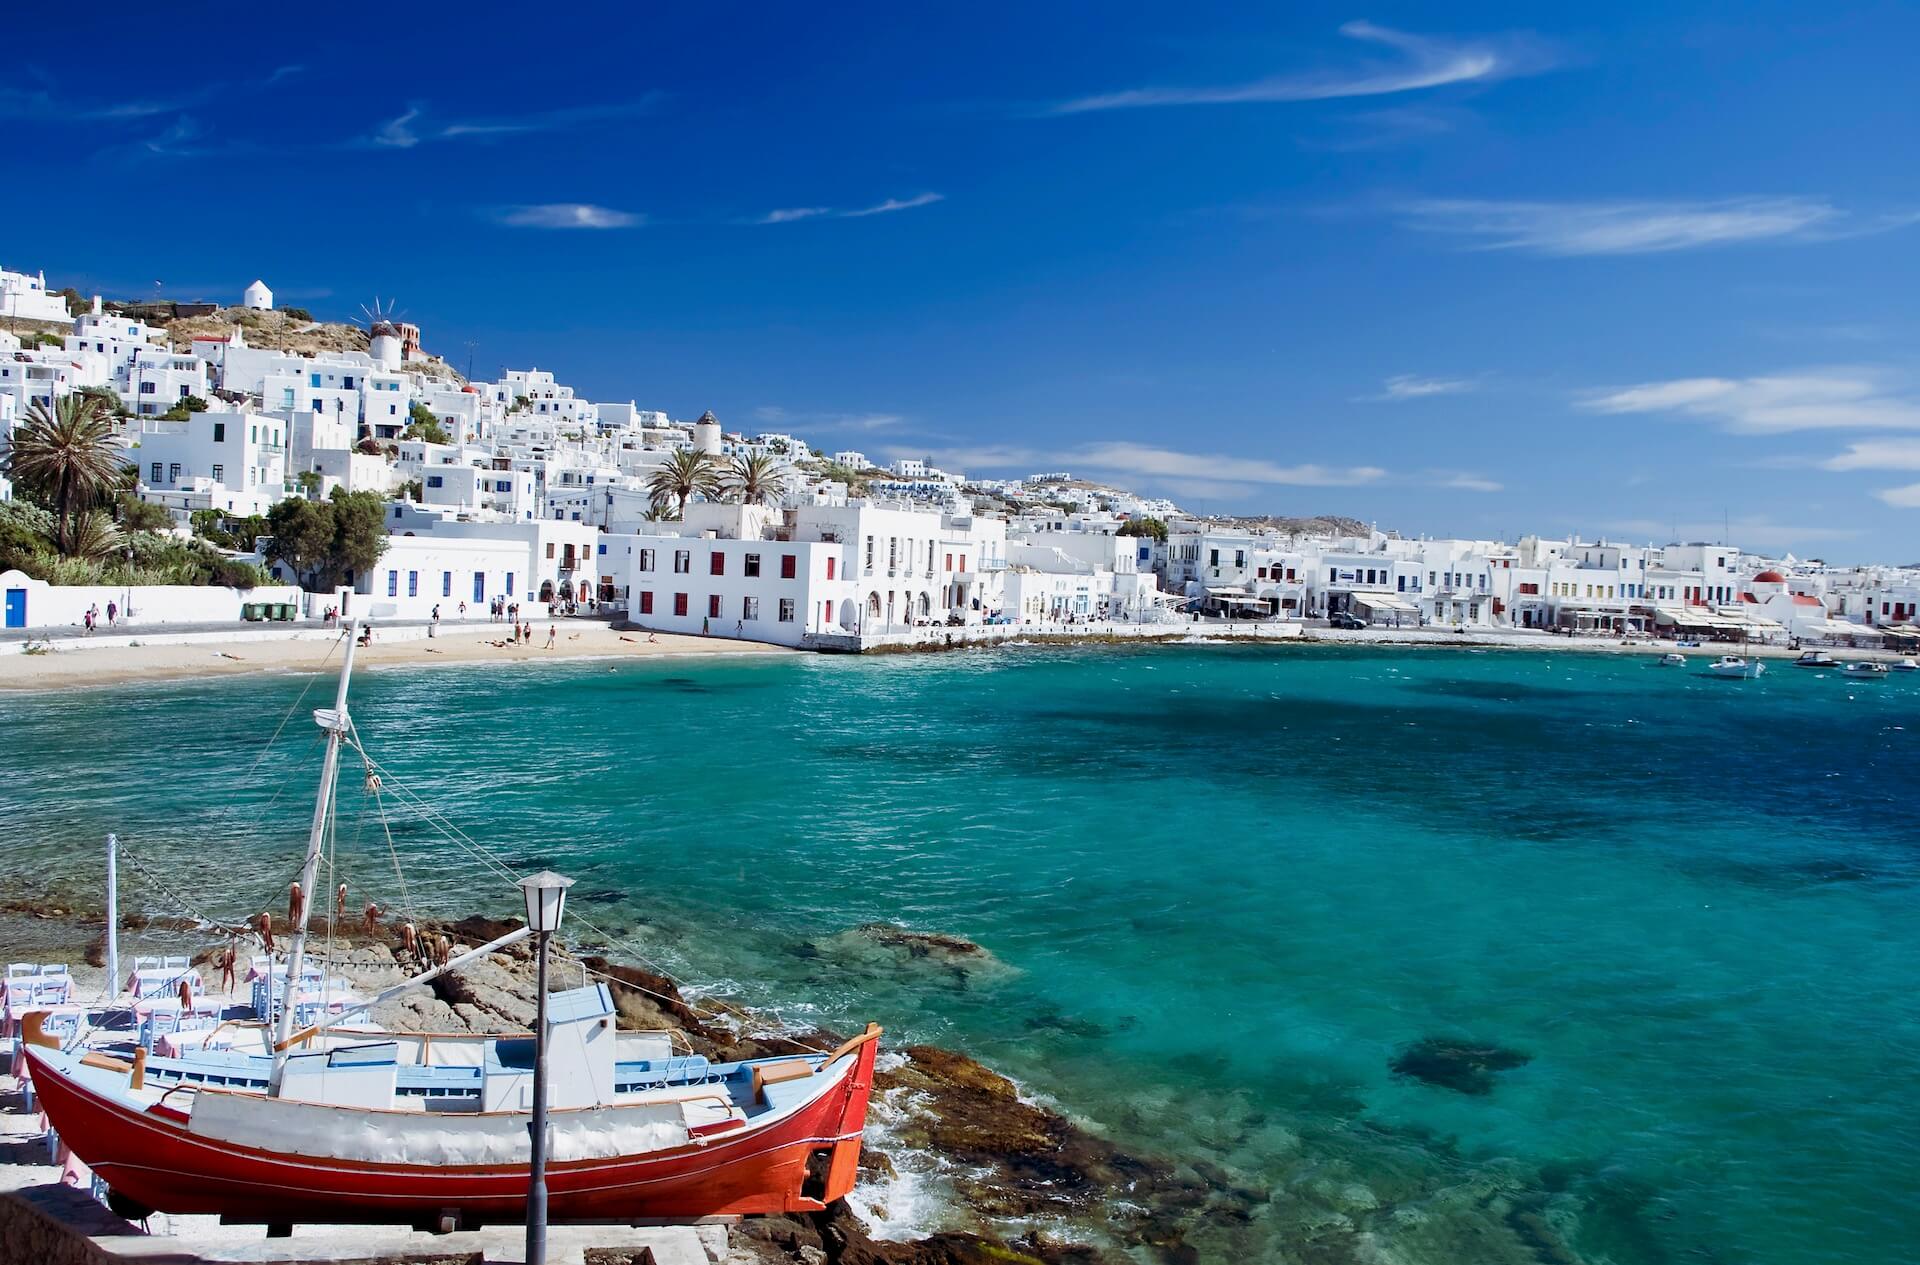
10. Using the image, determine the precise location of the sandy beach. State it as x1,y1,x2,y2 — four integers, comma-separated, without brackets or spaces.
0,621,791,691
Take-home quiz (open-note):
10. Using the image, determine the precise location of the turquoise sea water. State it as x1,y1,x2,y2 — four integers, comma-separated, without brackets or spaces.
2,645,1917,1262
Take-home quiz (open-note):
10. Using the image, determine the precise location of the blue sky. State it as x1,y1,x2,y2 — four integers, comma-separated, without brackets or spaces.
8,2,1919,560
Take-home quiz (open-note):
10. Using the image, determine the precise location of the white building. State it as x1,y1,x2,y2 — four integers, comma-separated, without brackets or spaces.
243,280,273,311
128,350,210,416
0,266,72,324
130,410,289,517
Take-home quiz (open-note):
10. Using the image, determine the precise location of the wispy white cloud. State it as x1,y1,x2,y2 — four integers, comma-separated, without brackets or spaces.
492,203,642,230
1820,439,1920,472
1361,373,1476,402
1392,196,1917,256
910,441,1384,488
1434,472,1503,492
1817,440,1920,507
367,98,661,149
1050,22,1550,114
1580,369,1920,433
758,207,833,225
752,193,945,224
842,192,945,218
754,406,905,433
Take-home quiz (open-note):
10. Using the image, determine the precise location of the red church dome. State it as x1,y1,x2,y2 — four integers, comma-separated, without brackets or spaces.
1752,569,1786,583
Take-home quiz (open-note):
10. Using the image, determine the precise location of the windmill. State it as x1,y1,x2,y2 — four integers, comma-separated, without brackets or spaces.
359,297,407,372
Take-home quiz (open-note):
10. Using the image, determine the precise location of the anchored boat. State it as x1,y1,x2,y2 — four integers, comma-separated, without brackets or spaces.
21,623,881,1229
1707,655,1762,678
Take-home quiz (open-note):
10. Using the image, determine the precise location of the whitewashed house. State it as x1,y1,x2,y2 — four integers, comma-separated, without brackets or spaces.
0,266,72,324
131,410,289,517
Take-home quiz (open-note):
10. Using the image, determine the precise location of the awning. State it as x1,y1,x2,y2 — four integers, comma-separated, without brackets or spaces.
1352,592,1418,613
1816,619,1884,639
1202,588,1271,607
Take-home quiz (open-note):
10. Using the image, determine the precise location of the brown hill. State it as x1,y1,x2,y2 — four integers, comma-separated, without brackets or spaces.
156,307,462,382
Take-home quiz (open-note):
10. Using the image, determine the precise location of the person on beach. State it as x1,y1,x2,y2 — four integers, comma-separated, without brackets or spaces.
702,616,711,636
735,619,744,637
106,601,117,628
85,605,97,633
458,600,467,619
545,624,557,649
430,604,440,637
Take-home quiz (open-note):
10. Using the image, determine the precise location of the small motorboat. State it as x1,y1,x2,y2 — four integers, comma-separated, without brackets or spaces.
1659,653,1687,666
1793,650,1838,668
1708,655,1757,678
1842,661,1890,679
1891,658,1919,672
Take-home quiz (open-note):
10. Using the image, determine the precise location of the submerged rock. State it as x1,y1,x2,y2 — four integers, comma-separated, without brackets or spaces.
800,924,1016,992
1390,1037,1533,1095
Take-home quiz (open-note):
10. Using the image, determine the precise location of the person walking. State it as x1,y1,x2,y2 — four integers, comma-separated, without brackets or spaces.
84,606,96,634
106,600,117,628
430,604,440,638
545,624,556,649
701,616,710,636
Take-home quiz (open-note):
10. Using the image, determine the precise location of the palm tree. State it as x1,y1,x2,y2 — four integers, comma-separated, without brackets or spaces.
645,449,719,520
65,510,121,561
1,394,125,555
725,452,791,506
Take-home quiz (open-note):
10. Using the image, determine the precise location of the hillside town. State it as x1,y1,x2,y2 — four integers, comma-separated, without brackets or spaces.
3,260,1918,653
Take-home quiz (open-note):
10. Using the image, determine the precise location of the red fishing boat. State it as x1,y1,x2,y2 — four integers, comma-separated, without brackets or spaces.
23,1015,880,1226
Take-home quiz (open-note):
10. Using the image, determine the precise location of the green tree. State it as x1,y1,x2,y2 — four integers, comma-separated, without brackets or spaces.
724,452,790,506
76,385,126,417
1,394,126,555
158,394,209,421
1117,517,1169,543
645,449,720,519
281,306,313,322
396,478,423,502
297,470,323,497
264,489,389,589
65,510,121,561
403,402,451,445
117,495,172,532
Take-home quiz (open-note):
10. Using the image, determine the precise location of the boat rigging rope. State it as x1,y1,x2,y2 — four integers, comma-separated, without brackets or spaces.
340,730,832,1056
115,842,257,940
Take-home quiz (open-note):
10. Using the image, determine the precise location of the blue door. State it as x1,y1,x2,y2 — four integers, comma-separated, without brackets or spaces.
4,589,24,629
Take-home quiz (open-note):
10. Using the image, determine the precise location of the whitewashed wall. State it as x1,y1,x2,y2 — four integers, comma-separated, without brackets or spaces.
0,570,303,630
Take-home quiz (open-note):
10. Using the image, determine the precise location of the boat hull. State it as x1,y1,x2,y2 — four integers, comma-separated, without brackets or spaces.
25,1037,877,1225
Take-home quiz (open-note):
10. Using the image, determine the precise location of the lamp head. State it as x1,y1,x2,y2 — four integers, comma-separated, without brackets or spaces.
517,870,575,933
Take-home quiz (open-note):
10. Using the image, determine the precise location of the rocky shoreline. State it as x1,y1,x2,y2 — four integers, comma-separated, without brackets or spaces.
0,890,1612,1265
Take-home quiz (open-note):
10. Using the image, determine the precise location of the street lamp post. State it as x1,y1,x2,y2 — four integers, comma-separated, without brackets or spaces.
517,870,574,1265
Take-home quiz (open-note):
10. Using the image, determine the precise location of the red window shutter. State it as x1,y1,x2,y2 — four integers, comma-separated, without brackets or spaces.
708,594,721,618
674,593,688,616
827,557,836,580
711,552,724,575
781,554,796,579
639,592,653,614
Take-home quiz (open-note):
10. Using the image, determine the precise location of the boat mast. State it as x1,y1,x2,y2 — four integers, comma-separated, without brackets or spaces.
269,622,362,1094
